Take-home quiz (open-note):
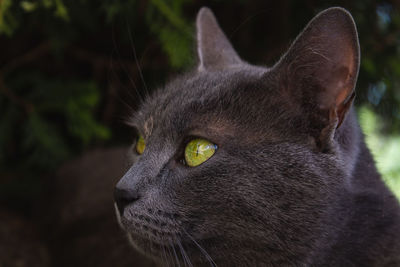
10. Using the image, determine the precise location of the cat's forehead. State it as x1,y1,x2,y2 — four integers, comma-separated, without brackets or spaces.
133,75,230,138
134,67,266,133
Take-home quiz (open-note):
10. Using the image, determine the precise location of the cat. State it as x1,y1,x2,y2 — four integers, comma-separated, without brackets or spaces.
114,7,400,266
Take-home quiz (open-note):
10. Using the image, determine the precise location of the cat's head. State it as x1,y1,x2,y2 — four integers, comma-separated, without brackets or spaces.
114,7,360,266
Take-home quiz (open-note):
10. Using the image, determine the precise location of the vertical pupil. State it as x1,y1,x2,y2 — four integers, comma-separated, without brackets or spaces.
184,138,217,167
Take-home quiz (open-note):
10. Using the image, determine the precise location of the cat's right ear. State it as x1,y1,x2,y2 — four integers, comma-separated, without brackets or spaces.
196,7,243,71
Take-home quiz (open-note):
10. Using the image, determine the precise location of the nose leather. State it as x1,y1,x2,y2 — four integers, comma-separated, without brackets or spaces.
114,186,140,215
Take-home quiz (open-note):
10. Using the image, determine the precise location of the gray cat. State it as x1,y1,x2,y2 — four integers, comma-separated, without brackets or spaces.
114,7,400,266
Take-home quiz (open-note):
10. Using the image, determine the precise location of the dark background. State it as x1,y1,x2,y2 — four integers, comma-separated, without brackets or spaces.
0,0,399,266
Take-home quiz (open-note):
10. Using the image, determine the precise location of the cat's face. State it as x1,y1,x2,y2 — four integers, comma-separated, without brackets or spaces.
115,7,360,266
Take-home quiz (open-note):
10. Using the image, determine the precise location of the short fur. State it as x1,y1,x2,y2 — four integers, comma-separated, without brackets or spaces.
114,7,400,266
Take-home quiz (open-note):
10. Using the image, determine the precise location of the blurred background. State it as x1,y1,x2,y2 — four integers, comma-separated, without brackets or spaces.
0,0,399,266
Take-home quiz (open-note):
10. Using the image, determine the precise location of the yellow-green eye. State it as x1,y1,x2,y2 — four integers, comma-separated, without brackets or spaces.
184,138,217,167
136,135,146,155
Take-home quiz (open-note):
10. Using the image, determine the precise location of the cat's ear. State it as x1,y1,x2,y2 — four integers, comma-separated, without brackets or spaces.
196,7,243,71
274,7,359,147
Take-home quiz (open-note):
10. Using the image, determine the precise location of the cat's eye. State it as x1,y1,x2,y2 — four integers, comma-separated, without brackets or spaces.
136,135,146,155
184,138,217,167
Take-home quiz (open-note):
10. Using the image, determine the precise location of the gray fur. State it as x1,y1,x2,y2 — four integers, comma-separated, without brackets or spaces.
196,7,244,71
115,7,400,266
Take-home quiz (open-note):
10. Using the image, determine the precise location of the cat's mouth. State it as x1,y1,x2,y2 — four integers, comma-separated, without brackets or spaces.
126,228,218,266
120,215,182,247
114,203,185,250
114,204,217,265
122,219,209,266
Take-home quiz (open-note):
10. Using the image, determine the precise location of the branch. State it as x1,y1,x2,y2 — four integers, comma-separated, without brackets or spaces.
0,75,34,113
0,41,51,75
0,42,50,113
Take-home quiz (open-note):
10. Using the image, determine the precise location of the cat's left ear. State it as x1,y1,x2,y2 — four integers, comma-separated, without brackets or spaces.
196,7,243,71
274,7,360,147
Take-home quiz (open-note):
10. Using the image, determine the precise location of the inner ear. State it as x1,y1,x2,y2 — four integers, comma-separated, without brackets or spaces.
196,7,243,71
274,7,360,147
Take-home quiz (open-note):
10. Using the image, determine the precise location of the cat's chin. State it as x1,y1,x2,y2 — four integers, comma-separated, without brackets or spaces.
115,212,215,265
126,232,164,260
114,203,190,264
119,225,170,263
125,231,198,266
127,232,221,266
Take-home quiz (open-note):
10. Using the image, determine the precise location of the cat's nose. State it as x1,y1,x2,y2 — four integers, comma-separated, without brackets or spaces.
114,186,140,215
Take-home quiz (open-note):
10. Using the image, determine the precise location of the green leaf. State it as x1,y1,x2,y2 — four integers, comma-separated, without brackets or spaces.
20,1,38,12
359,106,400,200
23,113,70,170
0,0,17,36
54,0,69,21
158,26,192,68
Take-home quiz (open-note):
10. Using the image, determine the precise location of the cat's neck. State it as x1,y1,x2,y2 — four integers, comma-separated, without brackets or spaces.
337,107,395,193
320,111,400,265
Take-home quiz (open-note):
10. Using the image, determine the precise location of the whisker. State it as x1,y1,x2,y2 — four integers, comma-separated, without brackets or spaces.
162,245,169,267
177,245,187,267
166,243,175,267
182,228,217,267
112,87,137,118
111,24,144,103
177,238,193,267
108,48,142,109
176,237,188,267
145,231,155,266
108,51,135,100
126,19,150,99
169,238,181,267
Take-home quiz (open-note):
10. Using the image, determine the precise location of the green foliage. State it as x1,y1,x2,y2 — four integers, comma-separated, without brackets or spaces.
23,112,70,170
0,73,109,172
0,0,16,35
147,0,194,68
359,106,400,200
20,0,69,20
0,0,193,69
352,2,400,134
0,0,70,36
